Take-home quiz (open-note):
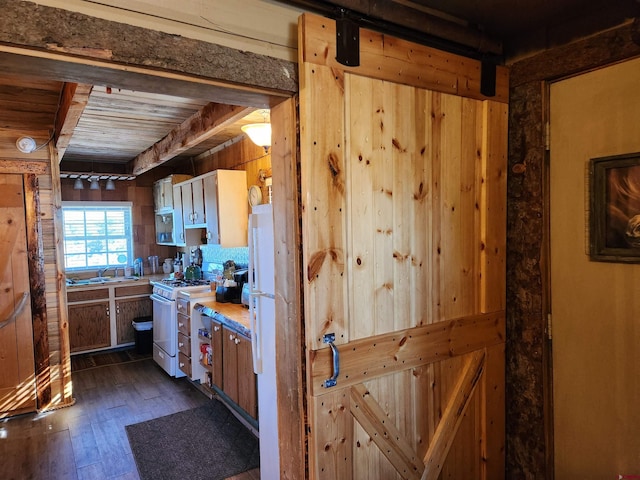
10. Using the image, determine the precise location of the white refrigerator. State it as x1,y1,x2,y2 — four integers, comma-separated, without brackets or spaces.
248,203,279,480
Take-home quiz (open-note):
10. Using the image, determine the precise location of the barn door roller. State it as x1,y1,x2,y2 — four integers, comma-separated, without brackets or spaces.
481,57,497,97
336,8,360,67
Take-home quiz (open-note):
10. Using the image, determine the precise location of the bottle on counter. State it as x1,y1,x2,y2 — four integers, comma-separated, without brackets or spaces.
134,257,144,276
162,258,173,274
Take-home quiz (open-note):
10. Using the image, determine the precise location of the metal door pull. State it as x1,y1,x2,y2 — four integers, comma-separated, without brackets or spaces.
323,333,339,388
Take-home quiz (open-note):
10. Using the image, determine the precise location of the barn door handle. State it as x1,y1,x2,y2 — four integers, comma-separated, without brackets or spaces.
0,292,29,330
323,333,340,388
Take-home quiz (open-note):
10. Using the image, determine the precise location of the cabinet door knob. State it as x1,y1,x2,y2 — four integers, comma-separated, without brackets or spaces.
234,338,240,345
214,326,220,332
179,342,184,347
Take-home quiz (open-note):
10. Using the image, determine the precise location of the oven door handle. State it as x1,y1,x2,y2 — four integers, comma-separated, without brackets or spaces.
150,293,174,305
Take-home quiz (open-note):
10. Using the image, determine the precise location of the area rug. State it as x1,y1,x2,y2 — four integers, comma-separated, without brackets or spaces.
126,400,259,480
71,348,151,371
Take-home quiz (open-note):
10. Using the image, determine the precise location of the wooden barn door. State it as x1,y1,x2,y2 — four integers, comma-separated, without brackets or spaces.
299,13,508,479
0,174,36,418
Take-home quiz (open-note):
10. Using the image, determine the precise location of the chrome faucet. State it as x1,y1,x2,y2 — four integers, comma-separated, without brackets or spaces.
98,266,118,278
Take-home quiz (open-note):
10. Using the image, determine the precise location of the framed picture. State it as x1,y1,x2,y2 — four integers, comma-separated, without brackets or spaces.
589,152,640,262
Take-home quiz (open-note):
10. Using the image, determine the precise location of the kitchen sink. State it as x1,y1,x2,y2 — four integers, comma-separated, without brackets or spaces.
89,277,111,283
66,276,139,286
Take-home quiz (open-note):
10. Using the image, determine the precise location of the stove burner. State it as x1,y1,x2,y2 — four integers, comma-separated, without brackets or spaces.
160,278,211,288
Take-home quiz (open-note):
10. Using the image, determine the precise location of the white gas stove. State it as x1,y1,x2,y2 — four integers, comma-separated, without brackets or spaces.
151,278,212,300
150,278,212,376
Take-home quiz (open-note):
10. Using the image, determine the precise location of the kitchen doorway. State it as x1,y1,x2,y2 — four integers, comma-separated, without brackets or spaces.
0,42,302,477
549,56,640,478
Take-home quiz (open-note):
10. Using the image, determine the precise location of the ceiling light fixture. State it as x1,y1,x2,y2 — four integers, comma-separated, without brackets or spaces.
16,136,38,153
73,178,84,190
89,178,100,190
241,110,271,153
105,178,116,191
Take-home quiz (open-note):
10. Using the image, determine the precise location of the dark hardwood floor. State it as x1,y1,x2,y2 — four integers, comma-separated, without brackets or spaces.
0,356,259,480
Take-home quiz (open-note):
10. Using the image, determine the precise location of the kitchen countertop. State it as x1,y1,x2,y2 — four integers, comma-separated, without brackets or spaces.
194,300,251,339
65,274,165,289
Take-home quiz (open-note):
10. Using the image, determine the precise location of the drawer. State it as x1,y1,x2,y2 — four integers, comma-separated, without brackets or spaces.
176,297,189,316
178,351,192,378
177,312,190,336
115,284,152,297
67,288,109,302
178,332,190,356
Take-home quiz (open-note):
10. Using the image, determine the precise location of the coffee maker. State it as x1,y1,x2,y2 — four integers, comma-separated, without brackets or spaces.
215,267,248,303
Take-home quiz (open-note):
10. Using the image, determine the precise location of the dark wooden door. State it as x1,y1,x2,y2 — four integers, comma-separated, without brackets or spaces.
299,13,508,479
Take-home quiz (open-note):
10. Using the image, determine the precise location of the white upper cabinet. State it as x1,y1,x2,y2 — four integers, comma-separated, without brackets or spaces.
177,169,248,247
203,170,248,247
153,174,192,214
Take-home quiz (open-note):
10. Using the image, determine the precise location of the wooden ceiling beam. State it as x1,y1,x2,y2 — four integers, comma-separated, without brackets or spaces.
55,82,92,162
131,102,254,176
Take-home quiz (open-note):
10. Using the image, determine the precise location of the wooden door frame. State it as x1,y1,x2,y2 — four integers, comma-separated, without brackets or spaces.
24,172,51,410
0,46,304,479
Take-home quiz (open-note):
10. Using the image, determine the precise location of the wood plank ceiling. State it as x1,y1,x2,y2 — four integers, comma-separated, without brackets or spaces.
0,70,267,177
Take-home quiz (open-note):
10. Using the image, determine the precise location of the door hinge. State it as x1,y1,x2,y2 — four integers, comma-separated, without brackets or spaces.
545,121,550,151
547,313,552,340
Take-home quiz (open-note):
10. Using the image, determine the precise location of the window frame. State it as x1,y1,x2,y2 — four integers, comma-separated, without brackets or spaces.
61,201,134,272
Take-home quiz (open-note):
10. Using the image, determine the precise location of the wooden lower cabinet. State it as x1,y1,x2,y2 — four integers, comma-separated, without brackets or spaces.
67,282,152,353
68,301,110,352
210,320,223,390
115,296,152,344
222,326,257,419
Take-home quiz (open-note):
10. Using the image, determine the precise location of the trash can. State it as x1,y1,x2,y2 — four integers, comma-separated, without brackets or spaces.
132,316,153,354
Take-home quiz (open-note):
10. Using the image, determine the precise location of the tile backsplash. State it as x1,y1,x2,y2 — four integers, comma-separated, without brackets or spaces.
200,243,249,269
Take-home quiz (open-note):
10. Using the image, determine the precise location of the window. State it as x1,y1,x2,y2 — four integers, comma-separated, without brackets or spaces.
62,202,133,271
